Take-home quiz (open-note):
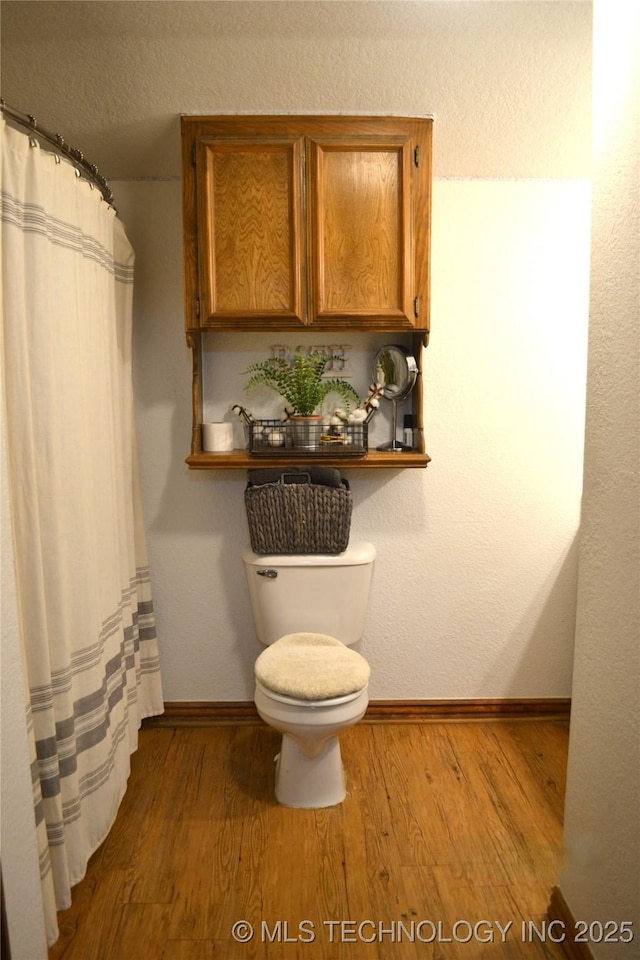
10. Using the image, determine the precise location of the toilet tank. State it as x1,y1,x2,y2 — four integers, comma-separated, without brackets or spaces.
242,542,376,646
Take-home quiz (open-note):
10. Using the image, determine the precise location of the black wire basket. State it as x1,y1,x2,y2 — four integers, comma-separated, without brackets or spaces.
248,419,367,457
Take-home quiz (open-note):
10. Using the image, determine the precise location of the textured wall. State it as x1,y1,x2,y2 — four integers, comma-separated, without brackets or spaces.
0,1,592,703
112,173,590,702
559,0,640,951
1,1,591,179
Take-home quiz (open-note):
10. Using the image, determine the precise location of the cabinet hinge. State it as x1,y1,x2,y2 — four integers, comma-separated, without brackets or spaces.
414,145,420,168
195,297,200,319
192,143,197,166
414,295,421,318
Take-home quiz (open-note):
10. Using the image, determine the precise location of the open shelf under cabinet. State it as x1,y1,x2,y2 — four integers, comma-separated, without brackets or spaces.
186,449,431,470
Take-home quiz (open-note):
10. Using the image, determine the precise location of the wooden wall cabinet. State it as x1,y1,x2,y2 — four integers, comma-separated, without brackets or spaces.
181,115,433,469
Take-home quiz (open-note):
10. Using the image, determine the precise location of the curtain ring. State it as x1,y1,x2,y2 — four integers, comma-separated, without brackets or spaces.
29,135,38,149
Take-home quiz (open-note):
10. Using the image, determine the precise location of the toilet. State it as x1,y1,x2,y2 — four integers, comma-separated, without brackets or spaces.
242,542,376,808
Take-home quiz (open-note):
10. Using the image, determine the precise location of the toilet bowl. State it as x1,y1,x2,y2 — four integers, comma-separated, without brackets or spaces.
242,543,376,808
254,631,370,807
255,677,369,807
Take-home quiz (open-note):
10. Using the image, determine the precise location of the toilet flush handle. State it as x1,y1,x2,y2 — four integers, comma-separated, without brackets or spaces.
257,568,278,578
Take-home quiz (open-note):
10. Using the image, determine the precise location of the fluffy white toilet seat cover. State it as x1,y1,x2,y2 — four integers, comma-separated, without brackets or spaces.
255,632,370,700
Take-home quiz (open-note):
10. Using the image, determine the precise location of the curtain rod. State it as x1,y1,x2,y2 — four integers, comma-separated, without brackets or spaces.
1,99,115,208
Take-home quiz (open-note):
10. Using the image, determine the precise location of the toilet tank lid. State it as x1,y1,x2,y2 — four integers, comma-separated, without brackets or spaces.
242,541,376,567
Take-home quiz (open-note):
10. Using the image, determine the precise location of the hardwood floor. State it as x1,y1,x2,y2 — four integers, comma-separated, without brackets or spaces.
49,719,570,960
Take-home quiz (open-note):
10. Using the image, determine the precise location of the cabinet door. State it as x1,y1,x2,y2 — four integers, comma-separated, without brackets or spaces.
307,136,416,328
196,138,306,326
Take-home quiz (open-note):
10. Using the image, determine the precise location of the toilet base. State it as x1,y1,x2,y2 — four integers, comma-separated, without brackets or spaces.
274,733,346,808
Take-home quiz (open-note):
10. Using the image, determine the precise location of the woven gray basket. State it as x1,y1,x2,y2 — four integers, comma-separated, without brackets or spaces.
244,475,352,555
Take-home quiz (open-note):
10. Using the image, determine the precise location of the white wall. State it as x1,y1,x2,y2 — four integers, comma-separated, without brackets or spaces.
0,1,592,181
115,174,590,701
1,1,593,703
558,1,640,952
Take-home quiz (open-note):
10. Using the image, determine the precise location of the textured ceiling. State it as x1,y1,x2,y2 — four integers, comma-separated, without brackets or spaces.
1,1,592,180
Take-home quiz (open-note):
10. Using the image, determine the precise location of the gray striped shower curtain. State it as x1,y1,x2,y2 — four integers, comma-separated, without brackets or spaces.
1,120,164,945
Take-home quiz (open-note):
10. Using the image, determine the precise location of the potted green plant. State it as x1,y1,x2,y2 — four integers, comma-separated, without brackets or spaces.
244,351,360,448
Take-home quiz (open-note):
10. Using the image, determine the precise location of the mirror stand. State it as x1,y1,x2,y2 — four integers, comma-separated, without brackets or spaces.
377,397,413,452
373,345,418,453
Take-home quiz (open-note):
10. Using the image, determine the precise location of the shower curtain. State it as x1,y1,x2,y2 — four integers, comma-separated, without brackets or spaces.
1,120,164,945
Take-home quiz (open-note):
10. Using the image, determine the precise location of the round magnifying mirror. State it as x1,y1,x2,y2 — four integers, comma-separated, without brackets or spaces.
373,345,418,451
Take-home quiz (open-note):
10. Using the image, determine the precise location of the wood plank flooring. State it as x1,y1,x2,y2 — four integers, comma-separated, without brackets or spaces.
49,719,570,960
